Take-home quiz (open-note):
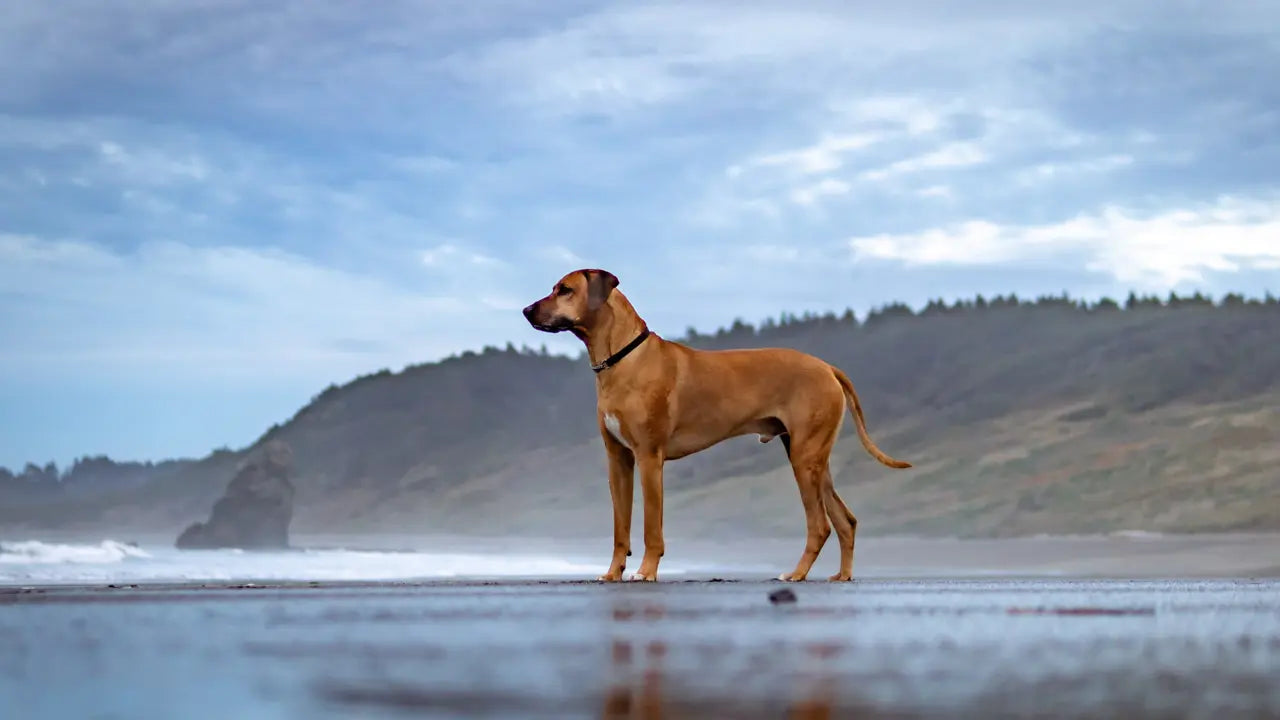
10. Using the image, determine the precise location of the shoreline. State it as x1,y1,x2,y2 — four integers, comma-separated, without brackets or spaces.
3,531,1278,589
277,530,1280,579
0,527,1274,589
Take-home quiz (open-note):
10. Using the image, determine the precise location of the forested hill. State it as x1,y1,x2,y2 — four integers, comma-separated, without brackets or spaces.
4,291,1278,539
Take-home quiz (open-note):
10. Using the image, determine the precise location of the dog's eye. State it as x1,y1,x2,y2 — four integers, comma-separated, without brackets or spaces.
556,285,573,296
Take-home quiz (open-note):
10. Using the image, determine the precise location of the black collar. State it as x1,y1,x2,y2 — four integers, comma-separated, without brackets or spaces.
591,328,650,373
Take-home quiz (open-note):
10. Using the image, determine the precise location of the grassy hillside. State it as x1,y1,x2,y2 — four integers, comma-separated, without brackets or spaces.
3,292,1278,540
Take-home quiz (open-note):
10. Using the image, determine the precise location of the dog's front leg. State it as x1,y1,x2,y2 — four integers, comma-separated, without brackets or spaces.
630,451,665,582
600,438,635,582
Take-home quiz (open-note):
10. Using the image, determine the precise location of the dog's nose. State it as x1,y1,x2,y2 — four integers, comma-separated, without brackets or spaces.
522,303,536,320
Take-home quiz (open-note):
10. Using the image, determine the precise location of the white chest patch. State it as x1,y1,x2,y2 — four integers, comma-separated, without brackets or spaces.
603,414,630,448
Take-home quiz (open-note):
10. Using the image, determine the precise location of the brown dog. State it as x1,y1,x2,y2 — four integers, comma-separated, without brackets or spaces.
523,269,911,582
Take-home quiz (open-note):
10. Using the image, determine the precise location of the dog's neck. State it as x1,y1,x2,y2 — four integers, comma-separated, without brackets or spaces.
579,292,648,369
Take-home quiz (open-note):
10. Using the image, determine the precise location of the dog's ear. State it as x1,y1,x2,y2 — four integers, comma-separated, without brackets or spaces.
583,269,619,310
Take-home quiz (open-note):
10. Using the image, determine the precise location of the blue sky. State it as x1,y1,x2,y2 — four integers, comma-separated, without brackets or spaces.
2,0,1279,470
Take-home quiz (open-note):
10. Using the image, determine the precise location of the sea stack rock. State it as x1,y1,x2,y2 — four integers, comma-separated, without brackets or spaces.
176,440,296,550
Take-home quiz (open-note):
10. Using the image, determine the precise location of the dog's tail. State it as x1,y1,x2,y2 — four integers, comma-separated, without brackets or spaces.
830,366,912,469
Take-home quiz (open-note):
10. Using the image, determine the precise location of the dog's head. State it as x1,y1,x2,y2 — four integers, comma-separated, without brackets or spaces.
522,268,619,334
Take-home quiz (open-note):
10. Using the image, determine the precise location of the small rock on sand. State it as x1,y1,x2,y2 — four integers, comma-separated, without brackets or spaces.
769,588,797,604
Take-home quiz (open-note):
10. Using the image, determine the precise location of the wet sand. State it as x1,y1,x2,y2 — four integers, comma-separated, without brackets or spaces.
287,531,1280,579
4,575,1280,719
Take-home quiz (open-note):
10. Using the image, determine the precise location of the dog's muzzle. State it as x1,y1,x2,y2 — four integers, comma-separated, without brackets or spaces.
523,303,571,332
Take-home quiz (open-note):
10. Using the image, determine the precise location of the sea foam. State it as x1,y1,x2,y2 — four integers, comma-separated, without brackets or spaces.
0,539,151,565
0,539,608,585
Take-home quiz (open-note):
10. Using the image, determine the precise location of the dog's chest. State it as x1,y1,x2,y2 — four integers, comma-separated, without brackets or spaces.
603,413,631,449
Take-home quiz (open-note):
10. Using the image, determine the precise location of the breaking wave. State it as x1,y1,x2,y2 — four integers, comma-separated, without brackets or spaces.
0,539,609,585
0,539,151,565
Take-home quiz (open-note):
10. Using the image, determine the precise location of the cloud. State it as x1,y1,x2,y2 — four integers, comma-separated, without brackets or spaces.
0,235,523,381
720,95,972,199
1015,154,1135,186
790,178,852,206
828,95,951,135
420,243,503,268
849,195,1280,287
730,133,884,177
451,2,1279,121
708,91,1114,225
859,142,989,182
449,3,866,117
685,191,782,229
541,245,586,266
97,141,210,185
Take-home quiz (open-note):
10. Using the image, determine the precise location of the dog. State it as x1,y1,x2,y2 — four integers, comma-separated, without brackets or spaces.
523,269,911,582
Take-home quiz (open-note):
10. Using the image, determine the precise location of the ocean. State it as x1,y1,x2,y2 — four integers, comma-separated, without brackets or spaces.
0,539,611,586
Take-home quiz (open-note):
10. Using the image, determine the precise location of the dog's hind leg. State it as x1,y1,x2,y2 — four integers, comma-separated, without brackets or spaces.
822,478,857,581
778,428,837,582
777,381,847,583
778,457,831,582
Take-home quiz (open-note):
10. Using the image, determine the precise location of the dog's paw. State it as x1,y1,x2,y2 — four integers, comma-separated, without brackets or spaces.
776,572,807,582
827,572,853,582
628,572,656,582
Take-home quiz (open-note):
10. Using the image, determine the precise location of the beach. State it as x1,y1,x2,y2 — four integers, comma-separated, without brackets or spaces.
3,533,1280,718
4,577,1280,719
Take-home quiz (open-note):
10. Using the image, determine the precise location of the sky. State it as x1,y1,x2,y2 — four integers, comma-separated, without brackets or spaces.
2,0,1279,470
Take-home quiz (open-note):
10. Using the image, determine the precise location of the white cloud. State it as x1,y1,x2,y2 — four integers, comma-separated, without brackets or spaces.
860,142,989,182
541,245,586,267
0,234,122,267
731,133,883,177
451,2,1249,119
98,140,210,185
686,191,782,229
0,236,522,381
709,126,992,219
726,94,966,182
703,83,1141,224
451,4,865,115
1016,154,1134,185
917,184,953,199
420,243,502,268
830,95,951,135
790,178,852,206
849,196,1280,287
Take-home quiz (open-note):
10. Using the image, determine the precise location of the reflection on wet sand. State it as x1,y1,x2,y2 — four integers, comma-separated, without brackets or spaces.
11,579,1277,718
602,638,666,720
601,597,838,720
